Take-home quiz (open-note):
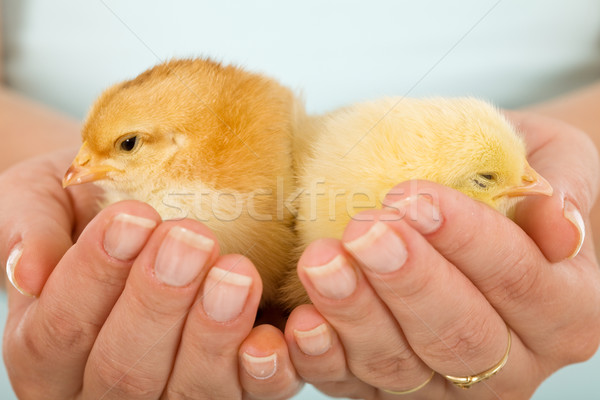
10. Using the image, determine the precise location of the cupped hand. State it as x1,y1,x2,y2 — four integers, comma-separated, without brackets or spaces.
0,148,100,297
1,151,302,399
284,112,600,399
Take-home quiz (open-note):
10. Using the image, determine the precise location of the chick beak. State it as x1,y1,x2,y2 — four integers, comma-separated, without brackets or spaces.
62,142,116,188
494,162,554,199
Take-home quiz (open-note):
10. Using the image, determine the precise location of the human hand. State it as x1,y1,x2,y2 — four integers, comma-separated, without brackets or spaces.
0,149,101,297
283,112,600,399
0,151,302,399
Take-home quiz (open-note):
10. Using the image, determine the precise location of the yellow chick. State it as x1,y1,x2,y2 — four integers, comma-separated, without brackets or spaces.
282,97,553,308
63,58,303,307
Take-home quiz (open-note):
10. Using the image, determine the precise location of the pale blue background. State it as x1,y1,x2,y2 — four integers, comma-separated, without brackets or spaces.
2,1,600,398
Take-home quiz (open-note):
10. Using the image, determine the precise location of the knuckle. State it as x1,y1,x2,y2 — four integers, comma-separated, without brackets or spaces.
393,260,441,300
93,349,161,398
16,304,98,364
484,252,540,306
438,217,483,260
81,260,129,291
422,318,498,364
16,323,45,363
4,334,70,400
350,346,420,388
324,299,375,326
41,304,99,354
127,285,183,322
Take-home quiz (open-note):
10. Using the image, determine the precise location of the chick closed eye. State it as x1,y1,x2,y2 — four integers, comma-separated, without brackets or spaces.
283,97,553,308
473,173,497,188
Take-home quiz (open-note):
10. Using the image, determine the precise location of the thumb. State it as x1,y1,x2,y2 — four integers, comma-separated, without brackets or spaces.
509,111,599,262
0,150,96,298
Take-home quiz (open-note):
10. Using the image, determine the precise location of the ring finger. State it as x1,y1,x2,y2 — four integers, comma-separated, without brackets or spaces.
342,210,530,395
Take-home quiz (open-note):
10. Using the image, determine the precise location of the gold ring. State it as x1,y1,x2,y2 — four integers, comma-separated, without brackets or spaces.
382,370,435,395
443,324,512,389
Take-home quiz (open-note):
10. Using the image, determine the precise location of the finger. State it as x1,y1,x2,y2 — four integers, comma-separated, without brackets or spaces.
297,238,432,392
3,201,160,400
382,181,594,354
0,149,99,297
507,111,599,261
82,219,219,400
285,305,343,381
163,254,262,399
238,324,303,400
285,305,378,399
341,210,509,379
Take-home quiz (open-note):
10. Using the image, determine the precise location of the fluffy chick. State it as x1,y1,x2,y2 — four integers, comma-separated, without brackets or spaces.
283,97,553,307
63,58,303,307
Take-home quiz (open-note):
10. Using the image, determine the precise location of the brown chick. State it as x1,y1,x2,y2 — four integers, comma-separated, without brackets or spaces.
63,58,303,307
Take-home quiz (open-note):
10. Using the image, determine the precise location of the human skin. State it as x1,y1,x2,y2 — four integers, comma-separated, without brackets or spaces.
282,110,600,398
0,91,304,399
527,81,600,255
0,83,599,398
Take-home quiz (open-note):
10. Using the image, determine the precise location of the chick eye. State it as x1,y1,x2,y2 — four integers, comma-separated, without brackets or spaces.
119,136,138,152
473,173,497,189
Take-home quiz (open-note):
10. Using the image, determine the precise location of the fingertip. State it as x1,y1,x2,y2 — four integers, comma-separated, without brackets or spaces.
341,209,399,243
239,324,302,399
200,255,261,324
297,238,346,270
286,305,334,358
97,203,161,262
101,200,162,222
563,198,585,259
298,239,359,302
6,242,32,297
383,180,445,209
514,194,583,262
213,254,262,289
286,304,326,331
285,304,327,344
242,324,286,353
284,305,348,385
63,201,161,269
9,227,73,297
151,217,221,263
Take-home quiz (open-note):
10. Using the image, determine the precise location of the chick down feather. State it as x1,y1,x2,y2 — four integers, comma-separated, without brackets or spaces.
64,58,304,308
282,97,552,308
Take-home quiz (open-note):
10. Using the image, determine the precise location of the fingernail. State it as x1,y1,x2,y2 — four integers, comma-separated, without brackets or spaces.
241,352,277,380
293,323,332,356
303,255,356,299
344,222,407,274
564,199,585,259
386,196,442,234
5,242,33,297
155,227,214,287
202,267,252,322
103,213,157,261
